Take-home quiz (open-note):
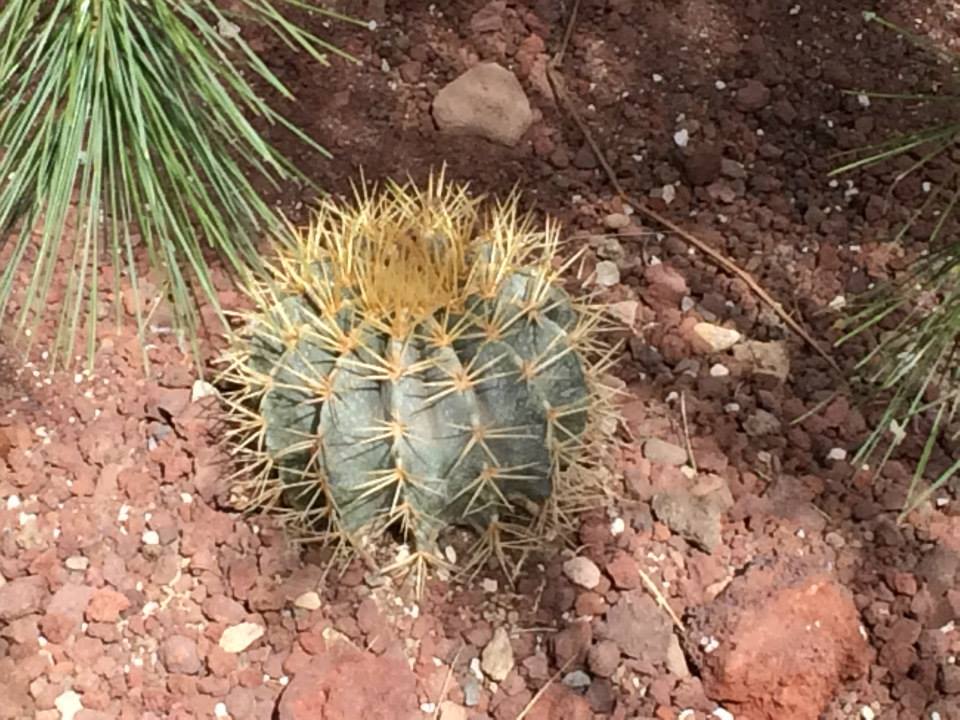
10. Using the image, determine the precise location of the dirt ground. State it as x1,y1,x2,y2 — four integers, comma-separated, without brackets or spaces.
2,1,960,719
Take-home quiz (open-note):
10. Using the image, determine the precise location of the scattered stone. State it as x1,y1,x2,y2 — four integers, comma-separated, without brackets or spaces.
595,260,620,287
293,592,321,611
432,63,533,146
606,552,640,590
85,588,130,623
277,643,418,720
438,702,468,720
736,79,771,112
64,556,88,571
587,640,620,678
608,300,639,327
219,622,265,654
603,212,631,230
692,322,742,353
563,556,602,590
562,670,591,689
161,635,202,675
54,690,83,720
666,634,691,678
652,491,723,551
481,627,514,682
688,560,870,720
643,438,688,467
0,576,46,621
523,685,592,720
603,591,673,661
684,147,723,186
743,409,782,437
732,340,790,383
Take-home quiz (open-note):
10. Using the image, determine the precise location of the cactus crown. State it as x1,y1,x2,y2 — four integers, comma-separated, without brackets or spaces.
218,173,618,592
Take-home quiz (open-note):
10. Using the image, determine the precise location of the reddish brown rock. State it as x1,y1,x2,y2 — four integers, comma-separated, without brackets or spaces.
0,576,47,621
277,643,418,720
688,560,871,720
522,685,592,720
85,589,130,623
160,635,202,675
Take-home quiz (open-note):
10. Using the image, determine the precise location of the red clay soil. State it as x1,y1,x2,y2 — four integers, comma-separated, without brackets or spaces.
1,1,960,719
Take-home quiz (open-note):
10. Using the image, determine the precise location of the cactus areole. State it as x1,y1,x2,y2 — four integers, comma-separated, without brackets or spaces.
219,174,614,583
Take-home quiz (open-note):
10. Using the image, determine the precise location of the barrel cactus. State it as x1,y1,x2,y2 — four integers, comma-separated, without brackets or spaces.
218,174,618,588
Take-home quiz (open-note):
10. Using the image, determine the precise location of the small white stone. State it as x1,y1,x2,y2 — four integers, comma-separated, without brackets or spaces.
709,363,730,377
219,622,266,653
562,556,601,589
481,578,498,594
661,184,676,204
673,128,690,148
692,322,742,353
117,505,130,523
142,601,160,616
652,73,663,82
214,702,229,718
595,260,620,287
55,690,83,720
65,556,89,571
712,708,735,720
191,379,218,402
294,591,322,610
444,545,458,564
714,80,727,90
827,447,847,461
610,517,626,536
857,93,871,108
788,4,801,15
421,703,437,713
481,627,515,681
6,495,20,510
179,492,193,504
142,530,160,546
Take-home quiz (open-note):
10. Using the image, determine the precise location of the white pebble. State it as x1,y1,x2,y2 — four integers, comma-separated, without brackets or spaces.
180,492,193,504
714,80,727,90
214,703,229,718
709,363,730,377
827,447,847,461
610,517,625,536
857,93,871,108
142,529,160,546
673,128,690,148
481,578,498,594
420,703,436,713
652,73,663,82
723,403,740,414
859,706,875,720
6,495,20,510
713,708,735,720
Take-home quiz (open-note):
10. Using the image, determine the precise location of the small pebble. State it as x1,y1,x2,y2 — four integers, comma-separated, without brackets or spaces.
142,530,160,546
562,670,592,689
709,363,730,377
827,447,847,461
65,556,89,571
563,556,602,589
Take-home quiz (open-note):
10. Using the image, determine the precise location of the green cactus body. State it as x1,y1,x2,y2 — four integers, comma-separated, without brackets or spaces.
220,175,614,577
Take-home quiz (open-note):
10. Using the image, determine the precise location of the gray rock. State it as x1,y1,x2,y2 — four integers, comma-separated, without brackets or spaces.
642,438,688,467
602,591,672,661
433,63,532,146
736,79,771,112
563,556,601,590
562,670,592,689
481,627,514,681
743,409,782,437
652,490,723,551
733,340,791,383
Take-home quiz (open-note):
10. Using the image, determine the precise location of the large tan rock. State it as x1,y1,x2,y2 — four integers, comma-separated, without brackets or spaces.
432,63,533,146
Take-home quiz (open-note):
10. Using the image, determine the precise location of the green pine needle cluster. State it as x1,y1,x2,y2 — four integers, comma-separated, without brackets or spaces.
0,0,362,366
832,11,960,516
